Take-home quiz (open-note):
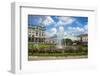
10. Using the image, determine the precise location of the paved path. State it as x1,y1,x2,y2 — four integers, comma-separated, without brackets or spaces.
28,55,88,61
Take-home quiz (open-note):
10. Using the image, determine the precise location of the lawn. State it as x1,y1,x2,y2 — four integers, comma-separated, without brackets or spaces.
28,42,55,49
28,42,88,57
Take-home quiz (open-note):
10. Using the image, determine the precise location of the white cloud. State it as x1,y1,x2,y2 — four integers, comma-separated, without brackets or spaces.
68,26,84,32
38,17,42,24
84,25,88,30
59,26,64,32
66,26,87,36
83,25,88,34
51,28,57,34
58,17,75,25
54,17,75,27
76,27,84,32
64,32,67,36
59,17,70,21
67,20,87,33
45,28,57,37
68,27,74,30
43,16,54,26
75,21,83,26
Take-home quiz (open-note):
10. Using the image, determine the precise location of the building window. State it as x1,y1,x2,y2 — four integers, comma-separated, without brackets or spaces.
36,32,38,36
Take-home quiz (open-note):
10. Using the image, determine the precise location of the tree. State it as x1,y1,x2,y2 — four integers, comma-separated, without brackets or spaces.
65,38,73,45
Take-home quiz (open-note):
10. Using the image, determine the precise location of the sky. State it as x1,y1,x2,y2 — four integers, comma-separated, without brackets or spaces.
28,15,88,37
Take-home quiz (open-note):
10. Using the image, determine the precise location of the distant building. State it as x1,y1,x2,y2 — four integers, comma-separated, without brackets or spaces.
77,34,88,45
64,34,88,45
64,35,80,41
28,25,45,43
45,35,57,44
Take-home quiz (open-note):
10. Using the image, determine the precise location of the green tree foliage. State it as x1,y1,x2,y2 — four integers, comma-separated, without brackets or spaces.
64,38,73,45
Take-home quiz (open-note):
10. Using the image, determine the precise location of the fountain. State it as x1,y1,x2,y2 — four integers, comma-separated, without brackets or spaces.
56,25,64,49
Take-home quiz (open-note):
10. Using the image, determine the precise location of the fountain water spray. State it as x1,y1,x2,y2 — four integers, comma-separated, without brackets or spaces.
56,25,64,49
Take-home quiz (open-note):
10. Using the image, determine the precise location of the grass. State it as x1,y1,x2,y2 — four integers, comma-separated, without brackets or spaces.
28,42,55,49
28,42,88,57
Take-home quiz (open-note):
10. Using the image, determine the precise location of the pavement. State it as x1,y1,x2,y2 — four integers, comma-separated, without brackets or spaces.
28,55,88,61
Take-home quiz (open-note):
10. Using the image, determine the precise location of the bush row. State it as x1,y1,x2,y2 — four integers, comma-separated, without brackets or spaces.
28,46,88,55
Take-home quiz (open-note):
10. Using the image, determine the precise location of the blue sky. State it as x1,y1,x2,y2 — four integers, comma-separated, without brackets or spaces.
28,15,88,37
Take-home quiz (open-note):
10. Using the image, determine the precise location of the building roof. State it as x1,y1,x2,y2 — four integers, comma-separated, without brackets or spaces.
28,25,46,31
